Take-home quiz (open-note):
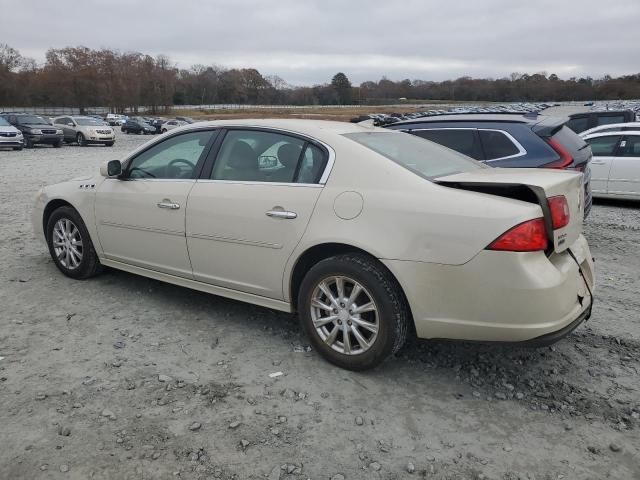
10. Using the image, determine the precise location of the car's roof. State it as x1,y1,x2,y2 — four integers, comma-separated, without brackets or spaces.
583,131,640,139
580,122,640,135
184,118,383,138
391,113,550,125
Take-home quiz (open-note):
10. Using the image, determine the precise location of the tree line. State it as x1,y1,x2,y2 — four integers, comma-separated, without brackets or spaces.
1,44,639,113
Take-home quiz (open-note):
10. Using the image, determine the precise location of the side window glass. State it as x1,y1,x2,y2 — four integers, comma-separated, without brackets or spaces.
566,117,589,133
619,137,640,157
298,144,328,183
414,129,483,160
126,130,213,179
479,130,521,160
585,136,620,156
597,115,625,126
211,130,305,182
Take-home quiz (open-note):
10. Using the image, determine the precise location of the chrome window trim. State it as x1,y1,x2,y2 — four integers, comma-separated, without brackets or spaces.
195,179,323,188
408,127,527,162
120,124,336,185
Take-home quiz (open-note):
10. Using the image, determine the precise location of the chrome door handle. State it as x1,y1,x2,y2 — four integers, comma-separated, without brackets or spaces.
591,161,606,165
266,210,297,219
157,201,180,210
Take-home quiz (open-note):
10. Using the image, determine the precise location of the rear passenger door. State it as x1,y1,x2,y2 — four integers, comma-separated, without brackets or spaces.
608,136,640,197
186,128,329,300
409,128,484,160
584,135,621,194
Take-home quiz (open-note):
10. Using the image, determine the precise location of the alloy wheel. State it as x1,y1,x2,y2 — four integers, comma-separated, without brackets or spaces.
310,275,379,355
52,218,84,270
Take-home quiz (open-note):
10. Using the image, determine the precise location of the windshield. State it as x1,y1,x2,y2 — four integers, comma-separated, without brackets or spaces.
76,118,104,126
343,131,484,179
19,115,49,125
0,117,10,126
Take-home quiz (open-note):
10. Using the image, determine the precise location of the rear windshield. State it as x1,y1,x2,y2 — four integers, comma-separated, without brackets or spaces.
344,131,484,179
553,125,587,152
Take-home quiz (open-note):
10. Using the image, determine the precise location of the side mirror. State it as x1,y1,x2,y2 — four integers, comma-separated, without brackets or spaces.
100,160,122,177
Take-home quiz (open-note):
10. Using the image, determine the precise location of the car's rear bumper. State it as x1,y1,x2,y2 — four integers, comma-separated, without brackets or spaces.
382,234,595,344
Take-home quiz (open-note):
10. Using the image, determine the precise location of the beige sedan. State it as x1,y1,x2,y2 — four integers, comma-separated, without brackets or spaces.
32,119,594,370
53,116,115,146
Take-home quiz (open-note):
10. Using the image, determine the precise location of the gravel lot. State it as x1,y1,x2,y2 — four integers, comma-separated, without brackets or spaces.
1,131,639,479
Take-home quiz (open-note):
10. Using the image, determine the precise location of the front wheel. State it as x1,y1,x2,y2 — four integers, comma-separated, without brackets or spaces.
104,141,114,147
298,253,410,371
53,140,63,148
13,146,23,151
46,206,101,279
77,132,86,146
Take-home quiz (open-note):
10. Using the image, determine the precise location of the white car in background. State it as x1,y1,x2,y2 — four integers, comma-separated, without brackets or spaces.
53,116,115,146
580,122,640,137
106,114,128,126
0,116,24,150
160,119,188,133
32,119,594,370
583,131,640,199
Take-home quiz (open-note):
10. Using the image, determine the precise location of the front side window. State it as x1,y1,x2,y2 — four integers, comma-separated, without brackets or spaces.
585,135,620,156
597,115,625,126
479,130,521,160
619,137,640,157
211,129,325,183
345,131,484,180
75,117,102,126
125,130,214,179
412,129,484,160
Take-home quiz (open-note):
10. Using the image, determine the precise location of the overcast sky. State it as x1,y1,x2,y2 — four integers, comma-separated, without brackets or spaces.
6,0,639,85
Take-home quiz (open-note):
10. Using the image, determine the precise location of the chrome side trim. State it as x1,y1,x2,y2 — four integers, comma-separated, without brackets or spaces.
100,257,292,313
195,179,322,188
100,220,184,236
188,232,282,249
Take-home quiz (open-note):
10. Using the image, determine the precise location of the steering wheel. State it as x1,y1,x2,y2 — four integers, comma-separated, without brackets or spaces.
129,167,156,178
167,158,196,178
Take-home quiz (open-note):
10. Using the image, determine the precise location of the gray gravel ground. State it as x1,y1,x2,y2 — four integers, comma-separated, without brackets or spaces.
0,131,639,479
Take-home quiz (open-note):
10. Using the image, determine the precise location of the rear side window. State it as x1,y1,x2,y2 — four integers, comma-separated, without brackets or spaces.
619,137,640,157
411,129,483,160
479,130,521,160
566,117,589,133
344,131,484,180
585,136,620,156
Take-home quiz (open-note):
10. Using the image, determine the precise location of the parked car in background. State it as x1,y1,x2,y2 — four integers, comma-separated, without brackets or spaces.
583,131,640,200
160,119,187,133
53,116,115,146
175,116,194,124
121,119,155,135
0,113,63,148
106,114,127,126
566,110,636,134
579,122,640,137
33,119,594,370
0,116,24,150
386,113,593,217
149,118,168,134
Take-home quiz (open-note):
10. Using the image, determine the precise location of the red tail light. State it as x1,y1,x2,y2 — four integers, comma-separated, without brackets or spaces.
548,195,570,229
487,218,548,252
544,138,573,169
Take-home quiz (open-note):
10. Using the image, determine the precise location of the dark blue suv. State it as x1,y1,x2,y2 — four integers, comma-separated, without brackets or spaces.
386,113,593,217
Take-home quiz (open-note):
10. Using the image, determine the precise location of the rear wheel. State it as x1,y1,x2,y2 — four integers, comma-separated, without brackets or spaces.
46,206,101,279
298,253,410,371
77,132,86,146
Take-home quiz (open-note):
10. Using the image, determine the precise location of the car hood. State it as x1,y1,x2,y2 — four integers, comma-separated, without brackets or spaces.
0,125,21,133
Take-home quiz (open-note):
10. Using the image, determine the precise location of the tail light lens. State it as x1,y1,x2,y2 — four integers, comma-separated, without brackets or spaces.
487,218,548,252
544,138,573,169
548,195,570,229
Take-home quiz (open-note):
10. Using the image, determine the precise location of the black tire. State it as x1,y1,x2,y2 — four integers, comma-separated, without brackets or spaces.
24,137,33,148
104,141,114,147
77,132,86,146
53,140,63,148
13,146,23,151
161,129,167,134
297,253,410,371
46,206,101,280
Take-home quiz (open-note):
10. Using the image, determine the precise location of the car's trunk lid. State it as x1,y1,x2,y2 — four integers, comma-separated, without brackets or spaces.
434,168,584,253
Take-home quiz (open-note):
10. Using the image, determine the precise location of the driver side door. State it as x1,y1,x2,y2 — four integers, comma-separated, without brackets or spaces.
94,129,217,278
